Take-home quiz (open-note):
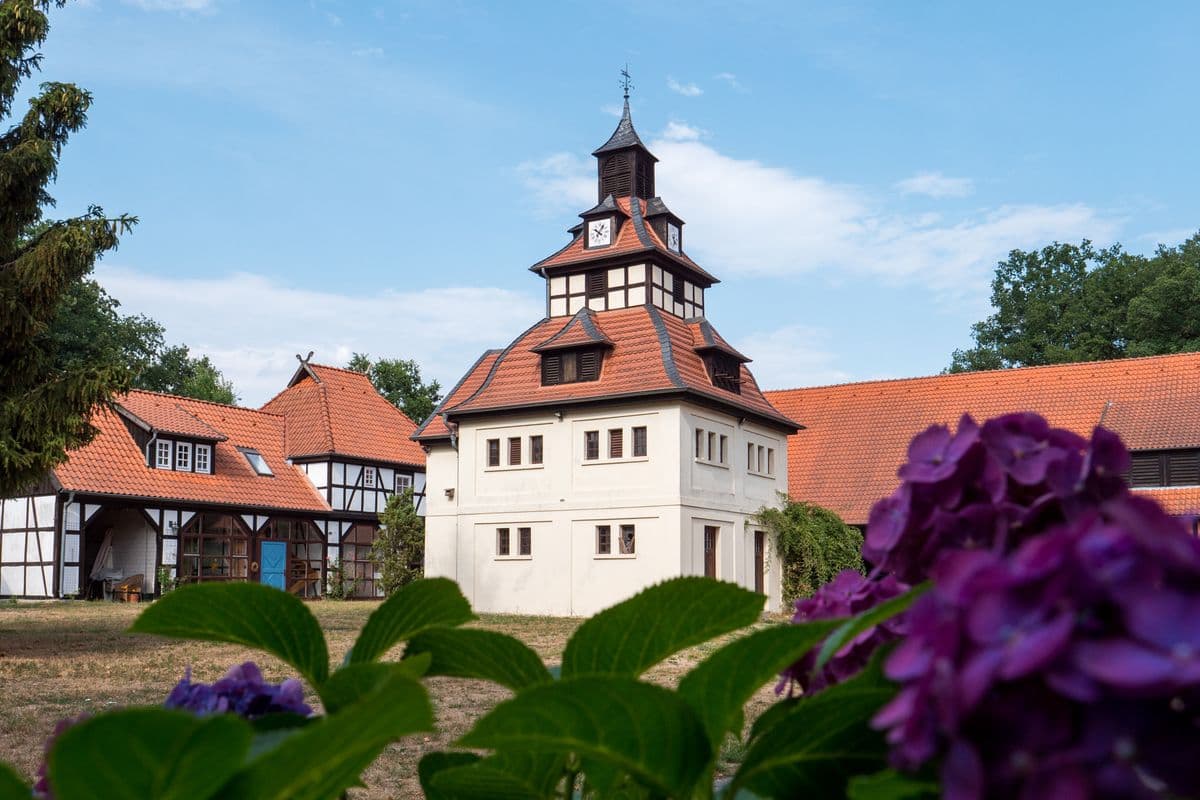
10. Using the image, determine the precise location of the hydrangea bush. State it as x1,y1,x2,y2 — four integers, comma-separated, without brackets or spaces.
2,412,1196,799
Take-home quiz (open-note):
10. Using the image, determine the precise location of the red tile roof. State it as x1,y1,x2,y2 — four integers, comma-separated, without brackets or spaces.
54,393,329,512
531,308,613,352
530,197,717,284
765,352,1200,524
414,306,797,440
412,350,503,440
115,392,227,440
261,363,425,468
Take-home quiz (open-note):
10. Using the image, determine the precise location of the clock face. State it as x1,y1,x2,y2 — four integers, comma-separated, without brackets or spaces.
588,218,611,247
667,224,680,252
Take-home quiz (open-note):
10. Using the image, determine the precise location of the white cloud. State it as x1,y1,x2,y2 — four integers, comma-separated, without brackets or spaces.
1138,228,1196,247
661,121,704,142
667,77,703,97
714,72,746,92
895,171,975,199
94,266,542,407
517,153,594,216
123,0,216,11
736,325,852,390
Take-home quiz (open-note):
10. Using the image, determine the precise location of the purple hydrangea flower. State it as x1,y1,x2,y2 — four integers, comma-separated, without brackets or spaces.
165,661,312,719
873,500,1200,799
777,570,910,695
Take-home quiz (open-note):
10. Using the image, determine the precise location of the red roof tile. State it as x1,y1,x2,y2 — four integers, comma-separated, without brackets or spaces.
116,393,227,440
531,309,614,352
411,350,503,440
415,307,797,439
765,352,1200,524
261,363,425,468
530,197,717,284
54,393,329,512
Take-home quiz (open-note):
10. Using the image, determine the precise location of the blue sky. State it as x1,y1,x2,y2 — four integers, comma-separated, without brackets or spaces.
38,0,1200,404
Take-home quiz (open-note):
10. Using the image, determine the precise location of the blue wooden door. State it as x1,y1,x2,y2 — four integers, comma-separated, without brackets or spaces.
260,541,286,591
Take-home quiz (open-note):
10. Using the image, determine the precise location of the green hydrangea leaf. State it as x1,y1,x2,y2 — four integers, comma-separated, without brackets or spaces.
347,577,474,664
319,655,432,714
405,627,552,691
0,762,29,800
429,752,567,799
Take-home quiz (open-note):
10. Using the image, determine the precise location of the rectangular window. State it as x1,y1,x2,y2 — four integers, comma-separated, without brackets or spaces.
632,426,647,458
596,525,611,554
609,428,623,459
518,527,532,556
487,438,500,467
757,445,765,474
363,466,376,488
584,430,599,460
195,444,211,474
176,441,193,471
395,473,412,493
156,440,172,469
497,528,510,556
767,448,776,476
695,429,704,458
708,432,717,462
509,437,522,466
719,435,728,465
530,435,544,465
586,270,606,298
619,524,636,555
747,443,755,471
239,448,274,476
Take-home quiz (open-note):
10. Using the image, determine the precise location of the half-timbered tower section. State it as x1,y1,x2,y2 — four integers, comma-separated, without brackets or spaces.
0,361,425,599
415,96,801,616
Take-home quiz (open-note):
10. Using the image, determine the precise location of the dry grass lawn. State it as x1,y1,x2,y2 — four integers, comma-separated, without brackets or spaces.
0,599,784,798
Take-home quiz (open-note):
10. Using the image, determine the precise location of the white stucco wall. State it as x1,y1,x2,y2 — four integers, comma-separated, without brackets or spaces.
424,398,790,616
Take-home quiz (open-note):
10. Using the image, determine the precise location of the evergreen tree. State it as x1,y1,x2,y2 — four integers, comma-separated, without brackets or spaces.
372,489,424,595
0,0,135,495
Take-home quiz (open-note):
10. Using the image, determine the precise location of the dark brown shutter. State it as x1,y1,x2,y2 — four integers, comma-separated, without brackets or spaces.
585,430,599,460
672,274,685,303
497,528,510,556
601,153,632,197
578,349,600,381
530,435,543,464
487,439,500,467
1128,452,1163,487
518,527,532,556
609,428,623,459
508,437,521,466
1167,451,1200,486
586,270,606,298
541,354,562,385
632,426,647,457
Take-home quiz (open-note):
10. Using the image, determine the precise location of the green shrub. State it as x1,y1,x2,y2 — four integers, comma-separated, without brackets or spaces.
373,489,425,596
755,494,864,603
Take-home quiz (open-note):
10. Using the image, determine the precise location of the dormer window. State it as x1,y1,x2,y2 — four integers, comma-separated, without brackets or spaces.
196,444,211,474
238,447,273,476
586,217,612,248
542,347,602,385
706,354,742,394
176,441,192,471
155,440,171,469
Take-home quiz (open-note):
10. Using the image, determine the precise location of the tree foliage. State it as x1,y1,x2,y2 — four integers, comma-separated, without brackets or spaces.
373,489,425,595
348,352,441,424
136,344,238,404
0,0,135,495
950,232,1200,372
755,495,864,603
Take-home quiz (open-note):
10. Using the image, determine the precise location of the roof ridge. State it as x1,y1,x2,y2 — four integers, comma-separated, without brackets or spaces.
646,305,686,389
317,382,335,454
764,351,1200,395
449,318,552,413
412,348,503,436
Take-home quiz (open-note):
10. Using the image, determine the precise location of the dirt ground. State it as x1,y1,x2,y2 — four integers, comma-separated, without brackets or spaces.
0,599,783,798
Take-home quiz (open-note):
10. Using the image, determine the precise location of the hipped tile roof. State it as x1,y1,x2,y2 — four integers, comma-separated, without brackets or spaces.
116,392,227,440
765,352,1200,525
261,364,425,467
413,306,797,440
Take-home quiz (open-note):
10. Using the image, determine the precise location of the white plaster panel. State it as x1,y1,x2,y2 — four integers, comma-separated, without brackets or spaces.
3,499,26,531
628,285,646,305
0,565,21,594
346,464,362,486
628,263,645,283
37,531,54,561
607,267,625,286
65,502,80,531
162,538,178,566
25,532,41,561
62,566,80,597
64,533,80,563
607,290,625,309
662,272,673,292
332,488,345,510
380,468,394,490
568,274,585,293
588,297,605,311
652,288,664,308
549,297,567,317
25,566,46,596
652,265,663,284
83,504,101,522
180,510,196,529
332,462,345,484
34,496,55,527
142,508,160,527
568,296,584,314
414,473,427,493
240,515,257,533
1,532,23,562
549,276,566,294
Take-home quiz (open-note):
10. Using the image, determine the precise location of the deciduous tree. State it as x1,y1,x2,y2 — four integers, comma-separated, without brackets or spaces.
348,352,441,423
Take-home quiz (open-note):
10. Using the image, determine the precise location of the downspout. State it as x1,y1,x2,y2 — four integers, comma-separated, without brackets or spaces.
59,490,75,598
443,413,457,451
146,430,159,466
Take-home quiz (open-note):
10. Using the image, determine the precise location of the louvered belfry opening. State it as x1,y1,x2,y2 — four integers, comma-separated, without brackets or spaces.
586,270,606,298
600,153,633,199
1126,449,1200,488
706,354,742,394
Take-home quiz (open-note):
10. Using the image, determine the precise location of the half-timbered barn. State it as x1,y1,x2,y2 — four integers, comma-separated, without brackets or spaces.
0,360,425,599
765,352,1200,531
415,95,800,616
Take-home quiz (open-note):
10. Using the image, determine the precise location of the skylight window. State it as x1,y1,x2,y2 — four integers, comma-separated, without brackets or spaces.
238,448,273,476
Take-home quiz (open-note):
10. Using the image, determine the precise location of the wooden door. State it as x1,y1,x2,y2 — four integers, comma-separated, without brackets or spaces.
703,526,718,578
754,531,765,594
260,541,287,591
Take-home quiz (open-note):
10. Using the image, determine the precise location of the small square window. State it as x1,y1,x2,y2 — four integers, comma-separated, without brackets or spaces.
395,473,412,493
195,444,211,474
497,528,510,556
619,524,636,555
487,438,500,467
530,435,544,465
632,426,647,458
363,466,376,488
596,525,611,554
156,440,172,469
584,430,599,460
518,527,532,556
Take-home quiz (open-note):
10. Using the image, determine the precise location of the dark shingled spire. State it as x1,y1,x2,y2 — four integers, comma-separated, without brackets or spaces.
592,96,655,158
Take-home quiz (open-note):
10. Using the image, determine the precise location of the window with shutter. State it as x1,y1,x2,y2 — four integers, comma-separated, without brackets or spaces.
541,354,562,385
578,349,599,381
584,430,599,460
530,435,543,464
487,439,500,467
707,354,742,394
518,527,532,556
508,437,522,466
1127,452,1162,487
609,428,623,459
632,426,647,457
1167,451,1200,486
586,271,606,298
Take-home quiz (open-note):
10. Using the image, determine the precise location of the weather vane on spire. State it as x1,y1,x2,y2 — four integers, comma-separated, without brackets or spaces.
620,64,633,100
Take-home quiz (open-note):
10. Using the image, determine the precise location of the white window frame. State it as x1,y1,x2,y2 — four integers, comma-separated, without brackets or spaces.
155,440,172,469
175,441,193,472
195,444,211,474
363,466,376,488
395,473,412,493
